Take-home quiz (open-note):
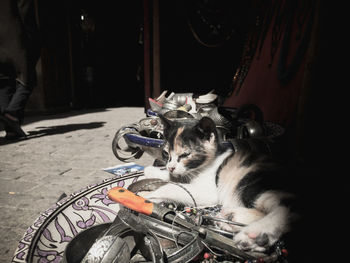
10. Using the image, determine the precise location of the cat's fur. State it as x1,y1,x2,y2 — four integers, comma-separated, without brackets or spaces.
143,116,294,252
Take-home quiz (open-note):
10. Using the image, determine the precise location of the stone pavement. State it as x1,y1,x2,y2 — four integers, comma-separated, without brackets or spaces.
0,107,154,263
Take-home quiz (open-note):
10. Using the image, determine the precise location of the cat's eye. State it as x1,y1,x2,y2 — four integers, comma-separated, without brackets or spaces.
162,150,169,160
179,152,191,159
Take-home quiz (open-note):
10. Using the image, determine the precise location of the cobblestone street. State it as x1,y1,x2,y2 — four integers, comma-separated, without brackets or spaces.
0,107,153,263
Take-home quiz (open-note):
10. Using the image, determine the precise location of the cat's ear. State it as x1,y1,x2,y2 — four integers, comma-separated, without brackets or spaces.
196,117,217,141
158,114,173,132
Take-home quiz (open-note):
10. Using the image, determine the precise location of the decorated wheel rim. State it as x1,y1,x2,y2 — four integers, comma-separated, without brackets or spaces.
12,165,144,263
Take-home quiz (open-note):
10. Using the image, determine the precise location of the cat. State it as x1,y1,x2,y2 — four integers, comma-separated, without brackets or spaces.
142,115,294,252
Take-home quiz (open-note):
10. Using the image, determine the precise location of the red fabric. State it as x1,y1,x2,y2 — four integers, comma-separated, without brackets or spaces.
223,2,311,127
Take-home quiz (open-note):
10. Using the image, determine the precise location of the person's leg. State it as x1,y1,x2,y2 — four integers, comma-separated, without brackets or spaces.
0,79,29,138
4,80,33,123
0,78,16,114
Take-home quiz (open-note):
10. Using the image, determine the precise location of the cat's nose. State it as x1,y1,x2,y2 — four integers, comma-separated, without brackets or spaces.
168,167,175,173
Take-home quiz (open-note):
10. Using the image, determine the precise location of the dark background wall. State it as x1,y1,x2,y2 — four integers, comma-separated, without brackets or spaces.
26,0,336,160
28,0,331,123
27,0,253,112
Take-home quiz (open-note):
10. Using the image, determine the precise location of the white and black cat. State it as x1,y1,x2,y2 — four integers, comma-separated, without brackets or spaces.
143,115,294,252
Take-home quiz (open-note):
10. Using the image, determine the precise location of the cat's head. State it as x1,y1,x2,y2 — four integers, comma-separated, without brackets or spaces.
159,115,219,180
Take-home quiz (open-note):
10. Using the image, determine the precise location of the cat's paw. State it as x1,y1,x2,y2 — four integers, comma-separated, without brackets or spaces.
216,207,265,233
138,190,155,200
138,189,165,204
215,209,240,232
143,166,169,180
233,225,277,252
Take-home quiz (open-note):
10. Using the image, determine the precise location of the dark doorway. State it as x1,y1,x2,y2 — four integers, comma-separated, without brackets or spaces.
69,0,145,108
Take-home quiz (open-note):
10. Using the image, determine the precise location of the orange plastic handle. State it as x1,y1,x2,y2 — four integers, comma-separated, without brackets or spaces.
108,187,154,216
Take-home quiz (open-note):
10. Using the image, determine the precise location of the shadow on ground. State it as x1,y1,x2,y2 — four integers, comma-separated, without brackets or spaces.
23,108,110,126
0,122,106,146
